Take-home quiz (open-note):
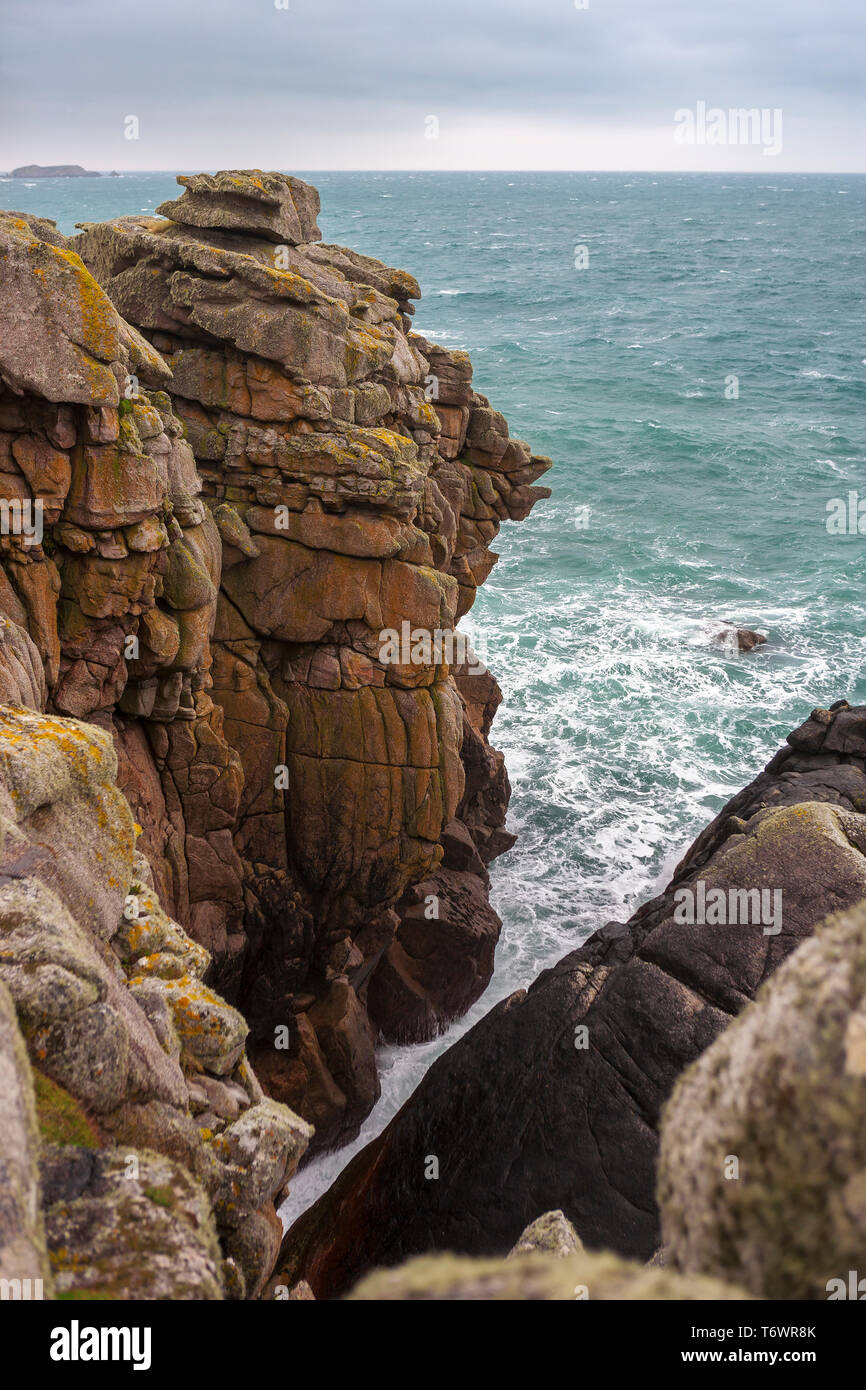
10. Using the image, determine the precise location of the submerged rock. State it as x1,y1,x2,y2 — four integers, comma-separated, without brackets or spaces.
712,623,767,652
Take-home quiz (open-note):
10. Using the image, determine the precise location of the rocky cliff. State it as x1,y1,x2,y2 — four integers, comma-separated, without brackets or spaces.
0,174,551,1177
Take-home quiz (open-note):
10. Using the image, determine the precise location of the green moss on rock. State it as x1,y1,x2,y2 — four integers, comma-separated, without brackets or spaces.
33,1069,100,1149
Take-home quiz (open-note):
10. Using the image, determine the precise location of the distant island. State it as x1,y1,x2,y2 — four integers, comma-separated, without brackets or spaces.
6,163,117,178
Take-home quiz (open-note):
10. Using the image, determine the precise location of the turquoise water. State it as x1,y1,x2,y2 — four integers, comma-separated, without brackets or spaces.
6,171,865,1208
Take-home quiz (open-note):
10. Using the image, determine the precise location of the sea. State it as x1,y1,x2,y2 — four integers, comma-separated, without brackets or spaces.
4,169,865,1221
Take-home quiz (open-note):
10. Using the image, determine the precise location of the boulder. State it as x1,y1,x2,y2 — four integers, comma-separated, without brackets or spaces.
508,1210,583,1260
42,1146,226,1300
156,170,322,246
659,899,866,1300
0,212,121,404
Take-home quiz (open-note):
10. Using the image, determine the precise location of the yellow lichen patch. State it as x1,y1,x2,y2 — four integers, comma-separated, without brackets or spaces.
52,246,120,363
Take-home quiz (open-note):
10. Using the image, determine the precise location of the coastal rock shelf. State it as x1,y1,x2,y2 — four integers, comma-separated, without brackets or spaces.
0,172,552,1176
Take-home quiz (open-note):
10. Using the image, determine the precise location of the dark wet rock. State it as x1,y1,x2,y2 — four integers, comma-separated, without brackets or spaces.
713,623,767,652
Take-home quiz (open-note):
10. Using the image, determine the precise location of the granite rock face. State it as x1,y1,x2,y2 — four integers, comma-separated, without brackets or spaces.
0,706,311,1299
659,898,866,1300
0,980,53,1296
0,179,548,1157
45,171,548,1149
273,704,866,1295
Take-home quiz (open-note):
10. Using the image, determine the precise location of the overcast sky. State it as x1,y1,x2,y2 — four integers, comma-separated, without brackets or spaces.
2,0,864,172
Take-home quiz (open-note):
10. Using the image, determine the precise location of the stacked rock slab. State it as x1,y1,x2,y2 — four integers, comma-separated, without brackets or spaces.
0,208,240,951
0,173,550,1155
273,703,866,1296
0,706,311,1298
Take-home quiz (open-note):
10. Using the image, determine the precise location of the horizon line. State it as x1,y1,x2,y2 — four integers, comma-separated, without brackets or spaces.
3,167,866,178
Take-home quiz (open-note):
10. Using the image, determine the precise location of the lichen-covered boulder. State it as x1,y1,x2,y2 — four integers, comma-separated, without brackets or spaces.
210,1099,312,1218
346,1248,752,1301
0,211,125,405
42,1146,226,1300
0,705,312,1298
135,973,248,1076
0,873,189,1116
156,170,322,246
508,1210,583,1260
659,899,866,1300
0,708,135,941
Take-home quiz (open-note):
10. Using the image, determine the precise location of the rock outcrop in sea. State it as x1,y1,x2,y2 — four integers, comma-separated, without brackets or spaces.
8,165,103,179
364,890,866,1301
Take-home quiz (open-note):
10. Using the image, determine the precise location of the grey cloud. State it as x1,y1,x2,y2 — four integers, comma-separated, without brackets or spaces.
1,0,863,168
